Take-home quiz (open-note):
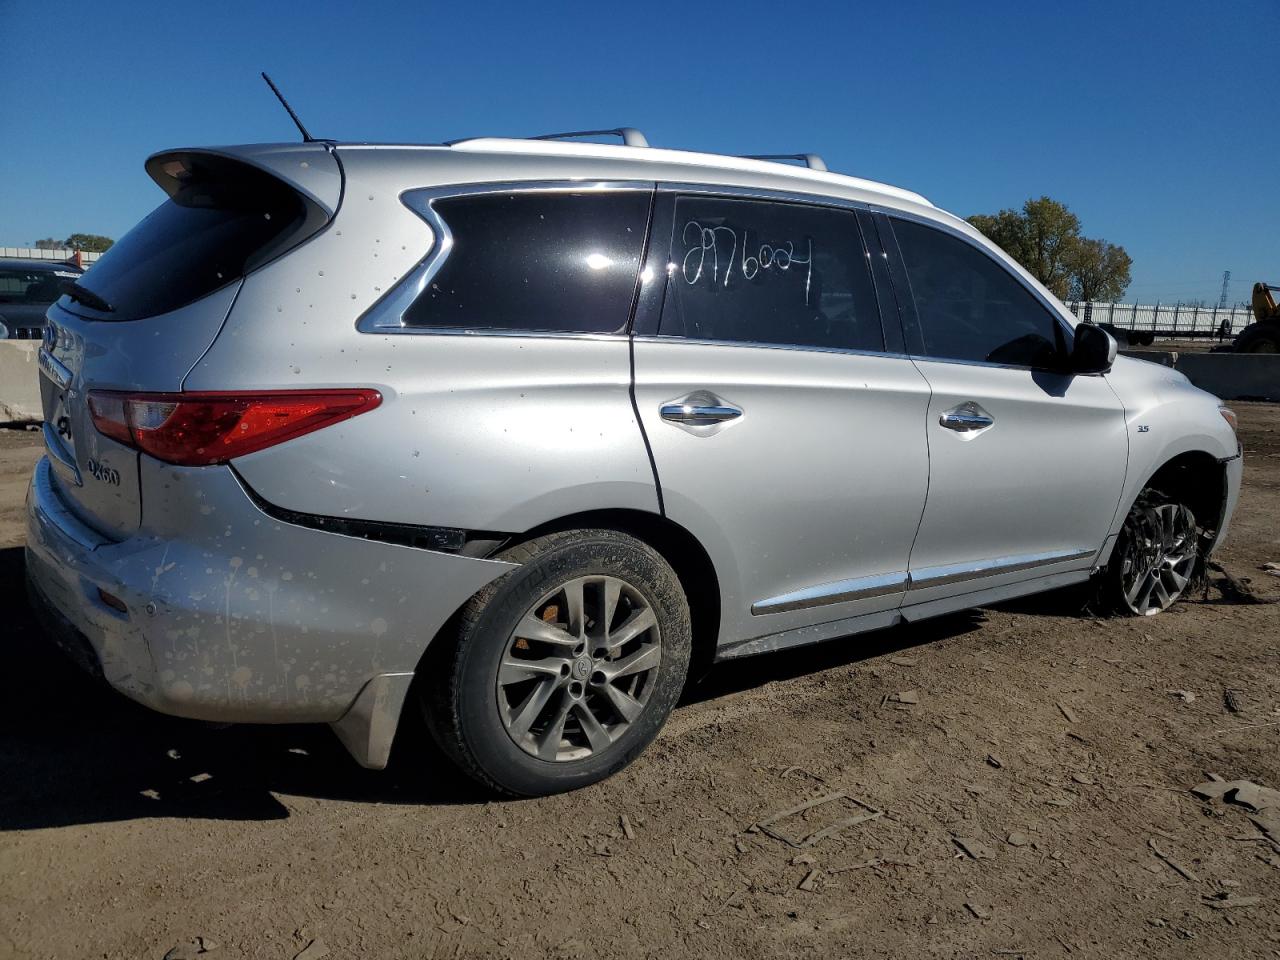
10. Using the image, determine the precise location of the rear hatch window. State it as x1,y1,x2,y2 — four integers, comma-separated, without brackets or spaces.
60,152,326,322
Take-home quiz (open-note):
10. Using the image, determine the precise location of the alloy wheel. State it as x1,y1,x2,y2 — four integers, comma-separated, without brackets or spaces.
496,575,662,761
1119,502,1197,615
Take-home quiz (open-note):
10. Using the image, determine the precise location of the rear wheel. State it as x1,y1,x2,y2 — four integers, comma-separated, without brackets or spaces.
422,529,691,796
1102,490,1199,616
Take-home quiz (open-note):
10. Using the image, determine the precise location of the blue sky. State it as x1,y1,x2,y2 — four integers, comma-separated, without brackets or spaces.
1,0,1274,305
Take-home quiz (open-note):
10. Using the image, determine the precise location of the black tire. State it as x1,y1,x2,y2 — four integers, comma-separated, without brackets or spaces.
421,529,691,797
1099,488,1199,617
1233,323,1280,354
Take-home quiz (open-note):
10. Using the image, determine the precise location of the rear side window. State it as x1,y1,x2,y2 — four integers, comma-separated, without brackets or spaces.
893,218,1065,368
659,196,883,353
65,154,317,322
402,190,651,333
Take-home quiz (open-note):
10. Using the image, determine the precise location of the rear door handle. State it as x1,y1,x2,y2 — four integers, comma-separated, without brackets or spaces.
659,391,743,427
939,401,994,432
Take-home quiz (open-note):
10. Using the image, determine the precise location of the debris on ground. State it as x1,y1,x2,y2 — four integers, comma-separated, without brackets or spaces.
139,789,161,801
953,837,996,861
1225,688,1245,713
1205,893,1262,909
887,690,919,705
189,772,212,784
797,868,820,892
1166,689,1196,703
1148,838,1199,882
293,938,329,960
753,792,883,848
163,939,216,960
888,655,919,667
620,813,635,840
1006,832,1031,847
1207,560,1280,604
986,754,1003,769
1057,701,1079,723
965,902,992,920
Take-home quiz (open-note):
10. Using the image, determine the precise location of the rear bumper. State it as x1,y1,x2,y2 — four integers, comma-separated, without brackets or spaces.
24,455,515,763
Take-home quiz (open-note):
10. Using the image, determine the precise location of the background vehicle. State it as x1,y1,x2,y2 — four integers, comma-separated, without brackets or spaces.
0,258,82,339
24,132,1242,796
1232,281,1280,352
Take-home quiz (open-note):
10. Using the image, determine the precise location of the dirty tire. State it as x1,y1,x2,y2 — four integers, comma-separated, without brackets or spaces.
1099,488,1199,617
1232,323,1280,354
421,529,691,797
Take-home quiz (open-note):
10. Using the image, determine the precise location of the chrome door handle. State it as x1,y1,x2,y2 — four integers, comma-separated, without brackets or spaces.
660,402,742,425
939,402,994,432
659,391,743,426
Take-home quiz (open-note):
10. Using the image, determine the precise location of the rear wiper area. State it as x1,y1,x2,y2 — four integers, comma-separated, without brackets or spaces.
61,280,114,314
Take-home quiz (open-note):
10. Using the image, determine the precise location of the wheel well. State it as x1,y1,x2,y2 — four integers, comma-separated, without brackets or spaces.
505,509,722,680
1143,451,1227,534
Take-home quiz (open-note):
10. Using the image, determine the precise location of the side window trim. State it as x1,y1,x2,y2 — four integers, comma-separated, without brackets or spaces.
635,183,896,358
356,180,656,337
877,209,1077,369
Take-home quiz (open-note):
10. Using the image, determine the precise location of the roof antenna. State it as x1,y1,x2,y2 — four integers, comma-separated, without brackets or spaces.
261,72,315,142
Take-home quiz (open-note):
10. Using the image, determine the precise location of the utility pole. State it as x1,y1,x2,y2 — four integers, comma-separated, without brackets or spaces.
1219,270,1231,310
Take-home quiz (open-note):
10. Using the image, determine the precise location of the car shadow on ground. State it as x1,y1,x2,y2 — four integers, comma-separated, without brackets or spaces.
0,544,1012,830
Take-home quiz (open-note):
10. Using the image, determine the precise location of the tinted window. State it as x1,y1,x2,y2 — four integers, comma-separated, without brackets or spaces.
69,155,312,322
0,265,80,305
893,218,1065,367
660,197,883,352
402,190,650,333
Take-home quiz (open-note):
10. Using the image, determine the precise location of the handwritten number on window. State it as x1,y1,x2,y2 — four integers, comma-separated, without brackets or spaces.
681,220,814,305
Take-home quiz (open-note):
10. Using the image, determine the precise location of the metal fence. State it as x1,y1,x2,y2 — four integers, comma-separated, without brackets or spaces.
0,246,102,265
1063,300,1252,339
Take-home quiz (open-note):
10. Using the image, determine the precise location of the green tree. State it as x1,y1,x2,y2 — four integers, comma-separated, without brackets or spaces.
1067,238,1132,302
34,238,63,250
969,197,1081,299
969,197,1133,302
62,233,114,253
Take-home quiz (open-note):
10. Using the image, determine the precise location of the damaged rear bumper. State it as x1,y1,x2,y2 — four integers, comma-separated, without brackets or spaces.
24,456,514,767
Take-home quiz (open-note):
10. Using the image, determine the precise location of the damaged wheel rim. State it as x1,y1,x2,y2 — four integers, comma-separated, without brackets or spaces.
496,575,661,761
1119,502,1197,616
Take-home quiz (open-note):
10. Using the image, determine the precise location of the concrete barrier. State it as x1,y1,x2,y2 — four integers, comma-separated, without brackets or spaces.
0,341,42,422
1121,350,1280,402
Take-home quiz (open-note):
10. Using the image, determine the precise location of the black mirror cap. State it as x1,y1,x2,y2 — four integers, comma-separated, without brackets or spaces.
1072,322,1117,374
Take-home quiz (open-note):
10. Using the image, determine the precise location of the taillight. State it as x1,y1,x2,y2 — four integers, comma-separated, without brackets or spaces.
87,390,382,466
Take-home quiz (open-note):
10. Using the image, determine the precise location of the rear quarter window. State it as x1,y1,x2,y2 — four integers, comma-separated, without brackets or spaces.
401,189,651,334
66,154,321,322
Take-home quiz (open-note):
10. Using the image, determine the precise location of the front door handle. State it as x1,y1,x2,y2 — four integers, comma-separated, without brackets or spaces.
939,401,994,432
659,391,743,426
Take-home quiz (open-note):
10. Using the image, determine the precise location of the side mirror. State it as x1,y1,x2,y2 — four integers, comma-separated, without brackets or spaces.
1071,322,1117,374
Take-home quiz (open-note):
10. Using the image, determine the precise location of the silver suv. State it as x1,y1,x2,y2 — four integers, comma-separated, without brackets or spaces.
25,130,1242,796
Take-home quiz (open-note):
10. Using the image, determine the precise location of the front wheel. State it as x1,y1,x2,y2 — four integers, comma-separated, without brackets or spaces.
1101,490,1199,616
421,529,691,796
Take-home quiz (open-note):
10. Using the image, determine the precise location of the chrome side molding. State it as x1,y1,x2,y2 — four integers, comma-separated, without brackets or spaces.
750,547,1094,615
751,570,908,615
906,547,1094,590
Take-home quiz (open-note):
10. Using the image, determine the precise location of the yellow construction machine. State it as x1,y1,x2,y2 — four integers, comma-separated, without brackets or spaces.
1234,282,1280,352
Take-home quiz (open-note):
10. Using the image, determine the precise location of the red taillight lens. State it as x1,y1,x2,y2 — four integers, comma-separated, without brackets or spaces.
87,389,382,466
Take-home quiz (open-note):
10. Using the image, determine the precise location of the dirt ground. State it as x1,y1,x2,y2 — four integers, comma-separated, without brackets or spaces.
1,405,1278,960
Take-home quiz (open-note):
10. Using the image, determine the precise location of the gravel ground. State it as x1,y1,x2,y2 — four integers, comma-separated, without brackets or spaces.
0,404,1277,960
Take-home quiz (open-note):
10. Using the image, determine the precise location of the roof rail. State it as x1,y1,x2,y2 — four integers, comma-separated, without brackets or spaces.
527,127,650,148
742,153,828,172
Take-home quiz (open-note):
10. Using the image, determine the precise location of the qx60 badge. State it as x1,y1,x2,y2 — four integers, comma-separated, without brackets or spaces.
87,458,121,487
